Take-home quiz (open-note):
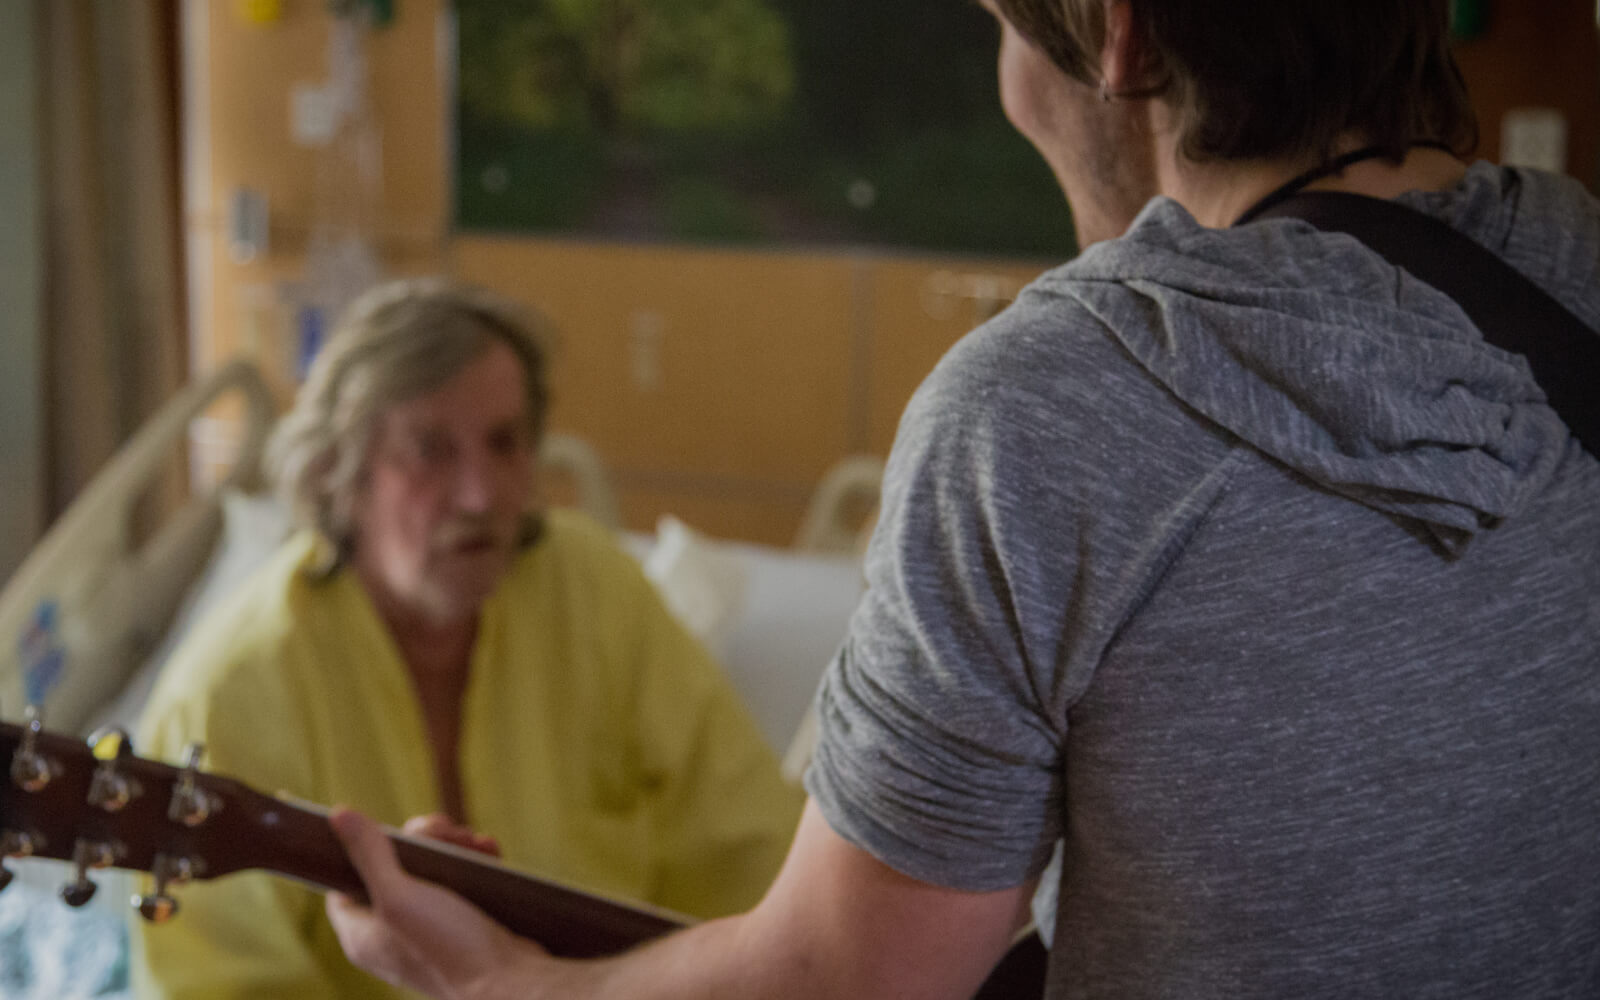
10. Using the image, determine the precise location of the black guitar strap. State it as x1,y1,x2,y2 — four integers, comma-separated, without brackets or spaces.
1248,189,1600,460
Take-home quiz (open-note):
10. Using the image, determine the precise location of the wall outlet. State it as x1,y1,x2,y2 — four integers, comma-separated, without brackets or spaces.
290,84,338,147
629,310,665,391
227,187,270,263
1501,107,1568,173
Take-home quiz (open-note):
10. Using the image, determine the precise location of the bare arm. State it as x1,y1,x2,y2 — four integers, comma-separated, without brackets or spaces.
327,799,1035,1000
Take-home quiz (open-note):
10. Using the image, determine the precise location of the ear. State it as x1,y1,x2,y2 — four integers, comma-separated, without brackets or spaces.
1098,1,1151,97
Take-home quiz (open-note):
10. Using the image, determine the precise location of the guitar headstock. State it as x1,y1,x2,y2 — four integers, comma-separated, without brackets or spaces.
0,708,275,921
1,709,688,956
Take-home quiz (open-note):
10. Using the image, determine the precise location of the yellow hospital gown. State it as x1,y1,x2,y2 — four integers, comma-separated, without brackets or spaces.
130,509,802,1000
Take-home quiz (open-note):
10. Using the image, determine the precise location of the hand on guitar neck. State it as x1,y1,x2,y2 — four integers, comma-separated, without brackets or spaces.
2,714,1047,999
326,806,558,1000
398,812,502,860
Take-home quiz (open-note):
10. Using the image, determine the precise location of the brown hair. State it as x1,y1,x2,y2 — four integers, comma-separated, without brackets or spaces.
993,0,1478,164
266,277,551,555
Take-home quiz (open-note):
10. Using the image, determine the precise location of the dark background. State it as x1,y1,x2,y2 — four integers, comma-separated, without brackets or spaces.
454,0,1078,258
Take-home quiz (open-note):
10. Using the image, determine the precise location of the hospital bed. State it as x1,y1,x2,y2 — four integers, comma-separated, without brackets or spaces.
0,359,876,999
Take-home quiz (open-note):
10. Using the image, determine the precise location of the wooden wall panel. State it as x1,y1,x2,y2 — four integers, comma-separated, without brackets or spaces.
197,0,448,241
455,236,860,543
188,0,450,415
1455,0,1600,187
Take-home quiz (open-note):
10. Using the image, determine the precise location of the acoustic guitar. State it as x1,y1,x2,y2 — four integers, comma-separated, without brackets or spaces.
0,714,1046,994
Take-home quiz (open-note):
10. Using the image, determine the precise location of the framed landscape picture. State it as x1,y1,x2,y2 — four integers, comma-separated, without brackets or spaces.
454,0,1078,259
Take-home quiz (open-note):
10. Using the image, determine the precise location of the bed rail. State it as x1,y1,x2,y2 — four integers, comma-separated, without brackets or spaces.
0,360,277,735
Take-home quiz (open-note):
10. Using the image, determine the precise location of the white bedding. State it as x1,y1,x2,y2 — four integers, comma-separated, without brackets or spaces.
0,864,131,999
634,515,863,752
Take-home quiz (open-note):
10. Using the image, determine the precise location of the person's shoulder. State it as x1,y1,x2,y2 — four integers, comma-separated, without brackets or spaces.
906,247,1186,451
504,509,648,598
921,282,1103,395
1453,162,1600,327
926,199,1229,394
141,535,323,717
1454,160,1600,229
492,510,696,689
201,531,331,637
538,506,623,551
518,508,634,569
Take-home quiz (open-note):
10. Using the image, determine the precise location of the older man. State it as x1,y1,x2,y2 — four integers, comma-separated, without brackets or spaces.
130,279,802,1000
328,2,1600,998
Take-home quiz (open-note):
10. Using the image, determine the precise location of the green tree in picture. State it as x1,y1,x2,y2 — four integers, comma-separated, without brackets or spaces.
455,0,1074,255
457,0,794,135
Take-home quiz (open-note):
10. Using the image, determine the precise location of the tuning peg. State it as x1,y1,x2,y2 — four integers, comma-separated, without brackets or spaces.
60,836,121,908
61,877,97,907
134,886,177,923
85,726,143,813
9,705,57,792
0,828,42,893
1,829,41,859
167,742,219,827
132,851,196,923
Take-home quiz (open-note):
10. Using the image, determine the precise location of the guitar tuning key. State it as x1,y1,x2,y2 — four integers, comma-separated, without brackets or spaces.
0,829,42,894
167,742,220,827
9,705,58,792
133,852,196,923
60,837,121,908
61,876,97,907
1,829,42,859
85,726,143,812
2,826,41,856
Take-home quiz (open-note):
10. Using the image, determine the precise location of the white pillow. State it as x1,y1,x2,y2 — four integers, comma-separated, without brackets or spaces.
634,517,864,754
718,541,863,759
641,516,748,659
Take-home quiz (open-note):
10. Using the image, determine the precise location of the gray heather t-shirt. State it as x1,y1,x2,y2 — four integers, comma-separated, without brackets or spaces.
805,163,1600,999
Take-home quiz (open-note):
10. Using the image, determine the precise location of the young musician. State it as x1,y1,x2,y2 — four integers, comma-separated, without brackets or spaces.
328,3,1600,997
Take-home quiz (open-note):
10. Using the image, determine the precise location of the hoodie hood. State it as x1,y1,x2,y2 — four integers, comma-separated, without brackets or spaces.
1049,163,1592,547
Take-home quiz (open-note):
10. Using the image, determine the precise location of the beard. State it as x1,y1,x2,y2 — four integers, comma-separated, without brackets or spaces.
410,516,518,618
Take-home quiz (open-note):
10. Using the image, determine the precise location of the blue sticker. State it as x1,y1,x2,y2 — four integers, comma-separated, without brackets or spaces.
297,304,326,382
19,600,66,707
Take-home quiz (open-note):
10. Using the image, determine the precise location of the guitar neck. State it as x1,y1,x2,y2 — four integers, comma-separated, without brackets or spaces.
3,718,1044,994
250,796,688,958
0,718,683,959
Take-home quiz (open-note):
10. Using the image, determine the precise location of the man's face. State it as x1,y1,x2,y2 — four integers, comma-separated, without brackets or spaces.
979,0,1157,246
351,340,537,626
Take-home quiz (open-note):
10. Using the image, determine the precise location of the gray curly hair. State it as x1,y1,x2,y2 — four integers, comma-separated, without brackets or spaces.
265,277,551,557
